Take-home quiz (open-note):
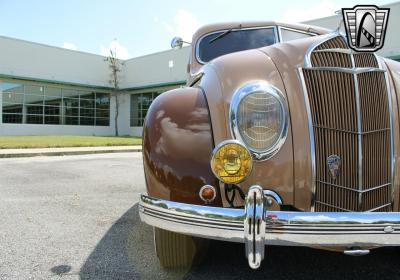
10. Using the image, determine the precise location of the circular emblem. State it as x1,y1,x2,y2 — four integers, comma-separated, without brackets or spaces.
327,155,341,180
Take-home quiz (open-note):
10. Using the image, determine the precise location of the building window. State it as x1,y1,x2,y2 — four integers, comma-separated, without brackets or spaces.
1,81,110,126
130,92,160,126
2,82,24,123
95,93,110,126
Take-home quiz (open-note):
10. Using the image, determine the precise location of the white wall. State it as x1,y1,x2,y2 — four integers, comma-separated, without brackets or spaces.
130,127,143,137
0,124,112,136
121,47,189,89
116,93,133,136
0,36,190,137
0,35,190,90
0,36,111,87
303,1,400,59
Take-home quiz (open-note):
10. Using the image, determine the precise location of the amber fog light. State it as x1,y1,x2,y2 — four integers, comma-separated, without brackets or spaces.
211,140,253,184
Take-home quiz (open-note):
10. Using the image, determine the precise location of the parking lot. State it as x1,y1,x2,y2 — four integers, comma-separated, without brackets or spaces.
0,153,399,280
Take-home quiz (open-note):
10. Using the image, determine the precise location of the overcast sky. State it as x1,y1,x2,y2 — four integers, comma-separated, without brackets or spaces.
0,0,395,59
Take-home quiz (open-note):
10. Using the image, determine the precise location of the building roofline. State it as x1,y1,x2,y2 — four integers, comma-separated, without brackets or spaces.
0,34,190,62
302,1,400,24
0,35,109,59
121,80,186,92
0,73,112,90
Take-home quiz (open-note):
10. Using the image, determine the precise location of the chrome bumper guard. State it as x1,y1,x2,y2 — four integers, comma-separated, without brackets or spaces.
139,186,400,269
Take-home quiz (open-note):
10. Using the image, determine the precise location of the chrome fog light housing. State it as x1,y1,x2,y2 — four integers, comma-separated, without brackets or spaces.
210,140,253,184
230,81,289,160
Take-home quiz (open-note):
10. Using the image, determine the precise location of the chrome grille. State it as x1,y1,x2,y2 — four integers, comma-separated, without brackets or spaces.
301,35,393,212
354,53,379,68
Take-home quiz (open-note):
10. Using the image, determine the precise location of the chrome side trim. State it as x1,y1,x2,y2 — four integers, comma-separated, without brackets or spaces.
297,68,316,211
229,81,290,161
304,32,342,67
376,55,395,207
314,201,352,212
277,26,317,42
351,54,364,209
367,203,393,212
313,125,390,135
313,48,356,54
303,67,385,74
316,181,391,194
188,71,204,87
263,190,283,205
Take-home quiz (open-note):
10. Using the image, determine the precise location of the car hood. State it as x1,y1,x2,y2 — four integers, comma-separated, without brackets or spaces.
198,34,329,210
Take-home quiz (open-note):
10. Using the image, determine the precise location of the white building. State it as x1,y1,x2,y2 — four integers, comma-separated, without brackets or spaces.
1,1,399,137
0,36,189,136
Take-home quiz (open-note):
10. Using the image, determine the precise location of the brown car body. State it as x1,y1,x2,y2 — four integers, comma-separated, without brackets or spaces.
144,21,400,210
140,21,400,268
144,22,329,209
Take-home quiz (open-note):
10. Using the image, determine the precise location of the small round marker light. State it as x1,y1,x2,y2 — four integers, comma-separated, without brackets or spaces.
199,185,216,204
211,140,253,184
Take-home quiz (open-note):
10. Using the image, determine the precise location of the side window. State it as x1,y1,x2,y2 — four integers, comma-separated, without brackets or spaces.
280,28,314,42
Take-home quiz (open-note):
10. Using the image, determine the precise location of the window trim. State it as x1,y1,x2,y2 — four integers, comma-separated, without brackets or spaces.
195,25,279,65
195,25,319,65
277,26,318,43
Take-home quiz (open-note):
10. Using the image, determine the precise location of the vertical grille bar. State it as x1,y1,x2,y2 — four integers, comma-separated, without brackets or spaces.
354,53,379,68
300,35,393,212
353,71,363,210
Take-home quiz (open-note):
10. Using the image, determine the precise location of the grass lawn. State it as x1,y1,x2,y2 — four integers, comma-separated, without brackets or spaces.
0,135,142,149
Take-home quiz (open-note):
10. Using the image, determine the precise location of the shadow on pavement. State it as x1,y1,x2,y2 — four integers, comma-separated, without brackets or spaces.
79,204,189,280
189,241,400,280
50,264,72,275
80,203,400,280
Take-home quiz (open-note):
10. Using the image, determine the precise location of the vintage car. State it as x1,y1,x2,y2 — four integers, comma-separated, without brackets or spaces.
139,21,400,269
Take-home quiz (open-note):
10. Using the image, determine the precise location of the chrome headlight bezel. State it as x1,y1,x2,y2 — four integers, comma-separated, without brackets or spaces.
230,81,289,161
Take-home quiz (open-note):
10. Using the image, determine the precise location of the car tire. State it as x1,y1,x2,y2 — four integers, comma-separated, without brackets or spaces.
154,227,208,268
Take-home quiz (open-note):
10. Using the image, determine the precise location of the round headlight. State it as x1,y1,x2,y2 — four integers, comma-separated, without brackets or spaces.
230,81,289,160
211,140,253,184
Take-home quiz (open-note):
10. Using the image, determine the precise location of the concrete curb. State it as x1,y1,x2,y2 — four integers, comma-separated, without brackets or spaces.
0,147,142,158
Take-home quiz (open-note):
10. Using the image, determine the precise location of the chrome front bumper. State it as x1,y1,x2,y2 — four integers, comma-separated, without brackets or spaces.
139,186,400,269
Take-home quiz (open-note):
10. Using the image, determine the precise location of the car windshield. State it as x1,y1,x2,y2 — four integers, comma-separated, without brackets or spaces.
197,27,276,63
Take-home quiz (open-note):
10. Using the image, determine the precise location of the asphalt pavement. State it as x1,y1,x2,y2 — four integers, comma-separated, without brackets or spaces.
0,153,399,280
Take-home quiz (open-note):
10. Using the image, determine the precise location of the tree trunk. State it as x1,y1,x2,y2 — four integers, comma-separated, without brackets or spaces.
114,94,119,136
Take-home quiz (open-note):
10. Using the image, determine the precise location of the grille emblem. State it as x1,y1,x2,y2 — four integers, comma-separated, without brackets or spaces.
342,5,390,52
327,155,341,180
